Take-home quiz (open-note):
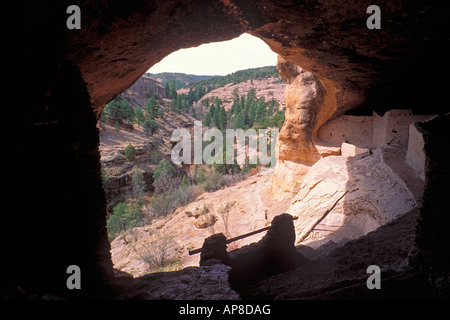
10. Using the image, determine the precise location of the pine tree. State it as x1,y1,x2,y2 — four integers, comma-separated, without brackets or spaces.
144,119,158,136
169,79,178,99
131,165,146,202
212,105,219,128
134,108,145,126
164,81,170,98
175,95,183,112
218,106,227,130
254,98,267,126
204,111,212,127
146,96,160,119
120,99,134,124
233,109,246,129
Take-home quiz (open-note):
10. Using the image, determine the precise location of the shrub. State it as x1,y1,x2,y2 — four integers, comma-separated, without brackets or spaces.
106,200,143,241
149,185,197,219
131,165,146,202
124,143,136,161
135,232,178,272
148,192,173,218
153,158,178,194
148,150,161,163
180,176,189,189
144,119,159,136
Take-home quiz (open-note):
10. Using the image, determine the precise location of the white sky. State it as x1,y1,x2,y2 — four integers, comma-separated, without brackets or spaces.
147,33,278,76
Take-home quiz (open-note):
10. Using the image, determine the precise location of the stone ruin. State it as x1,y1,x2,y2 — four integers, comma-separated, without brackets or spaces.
318,109,435,180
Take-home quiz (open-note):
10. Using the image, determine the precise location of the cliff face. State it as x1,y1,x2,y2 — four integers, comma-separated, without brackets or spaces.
9,0,449,298
272,57,340,198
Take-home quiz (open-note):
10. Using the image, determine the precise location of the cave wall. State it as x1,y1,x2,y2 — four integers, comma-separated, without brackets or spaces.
406,122,427,181
7,0,449,298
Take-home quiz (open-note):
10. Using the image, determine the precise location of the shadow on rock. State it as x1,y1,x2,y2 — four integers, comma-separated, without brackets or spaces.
199,213,309,295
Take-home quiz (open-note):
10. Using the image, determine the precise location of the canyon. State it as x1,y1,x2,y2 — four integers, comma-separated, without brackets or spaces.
109,63,437,301
8,0,449,300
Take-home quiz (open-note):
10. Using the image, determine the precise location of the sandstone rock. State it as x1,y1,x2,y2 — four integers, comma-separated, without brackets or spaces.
340,142,369,157
271,160,310,201
184,202,209,218
287,149,417,249
276,57,325,165
194,214,217,229
272,57,340,197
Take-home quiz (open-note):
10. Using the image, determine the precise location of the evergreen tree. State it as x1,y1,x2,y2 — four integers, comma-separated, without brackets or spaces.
169,79,178,99
213,140,240,175
134,108,145,126
120,99,134,124
218,106,227,130
187,88,196,105
204,112,212,127
212,105,219,128
254,98,267,126
104,99,122,122
269,109,285,128
164,81,170,97
153,158,177,194
146,96,159,119
131,165,146,202
106,200,143,241
246,88,257,107
267,99,276,116
124,143,136,161
175,95,183,112
233,109,246,129
144,119,158,136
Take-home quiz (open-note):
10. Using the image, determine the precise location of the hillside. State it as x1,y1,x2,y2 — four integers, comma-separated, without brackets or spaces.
99,66,286,237
183,77,285,113
145,72,217,89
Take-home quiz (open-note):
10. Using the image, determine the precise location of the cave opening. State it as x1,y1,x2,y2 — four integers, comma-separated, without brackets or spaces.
99,32,288,282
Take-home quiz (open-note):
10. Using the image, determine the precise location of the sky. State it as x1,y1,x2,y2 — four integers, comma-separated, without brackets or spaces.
147,33,278,76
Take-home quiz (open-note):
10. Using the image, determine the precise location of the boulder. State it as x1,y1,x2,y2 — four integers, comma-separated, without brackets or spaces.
194,214,217,229
287,149,417,248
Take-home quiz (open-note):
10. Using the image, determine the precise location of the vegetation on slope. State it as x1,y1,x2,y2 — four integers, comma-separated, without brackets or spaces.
100,66,285,246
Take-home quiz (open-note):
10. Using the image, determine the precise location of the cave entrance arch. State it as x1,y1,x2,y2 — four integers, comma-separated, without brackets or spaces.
101,31,283,276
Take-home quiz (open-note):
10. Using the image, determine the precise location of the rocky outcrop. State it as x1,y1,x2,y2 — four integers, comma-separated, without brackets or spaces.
276,57,327,165
122,75,166,99
185,77,286,113
287,149,418,251
272,57,339,198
